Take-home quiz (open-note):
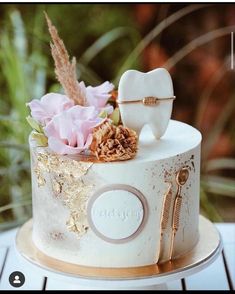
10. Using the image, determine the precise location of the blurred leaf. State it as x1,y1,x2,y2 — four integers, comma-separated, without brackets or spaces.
200,187,223,222
0,199,32,213
77,63,102,85
80,27,138,66
0,199,32,231
195,61,228,128
0,115,18,122
115,4,208,83
0,218,30,232
202,94,235,162
26,116,43,133
29,53,47,99
48,83,62,93
110,107,120,126
10,10,27,60
31,132,48,147
0,142,28,151
164,26,235,70
0,9,47,227
201,175,235,197
10,185,27,221
205,158,235,172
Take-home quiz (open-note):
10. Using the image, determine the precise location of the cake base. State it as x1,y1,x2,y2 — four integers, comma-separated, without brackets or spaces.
15,215,222,289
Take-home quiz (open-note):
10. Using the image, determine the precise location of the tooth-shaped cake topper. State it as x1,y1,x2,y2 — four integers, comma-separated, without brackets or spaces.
118,68,175,139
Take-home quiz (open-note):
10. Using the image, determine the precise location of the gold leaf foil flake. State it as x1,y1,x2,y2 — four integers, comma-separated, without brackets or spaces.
52,179,62,196
34,152,49,187
34,167,46,187
37,153,50,172
34,150,94,238
47,154,92,178
66,211,89,236
62,182,93,237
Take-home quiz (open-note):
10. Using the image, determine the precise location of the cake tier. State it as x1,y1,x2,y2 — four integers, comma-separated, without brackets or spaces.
30,120,202,268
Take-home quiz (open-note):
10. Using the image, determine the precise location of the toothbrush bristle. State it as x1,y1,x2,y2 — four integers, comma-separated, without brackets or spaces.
161,189,172,229
173,196,182,231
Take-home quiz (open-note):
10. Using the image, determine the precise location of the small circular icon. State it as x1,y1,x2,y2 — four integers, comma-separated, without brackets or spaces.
9,271,25,288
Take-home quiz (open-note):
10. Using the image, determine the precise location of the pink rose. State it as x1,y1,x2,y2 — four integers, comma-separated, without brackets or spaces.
80,81,114,114
27,93,74,125
44,105,103,155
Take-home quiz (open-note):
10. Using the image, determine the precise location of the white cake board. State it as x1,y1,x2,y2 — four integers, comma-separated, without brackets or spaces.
15,215,222,290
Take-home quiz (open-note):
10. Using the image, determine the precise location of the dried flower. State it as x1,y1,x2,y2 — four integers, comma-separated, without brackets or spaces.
45,13,86,106
90,121,138,162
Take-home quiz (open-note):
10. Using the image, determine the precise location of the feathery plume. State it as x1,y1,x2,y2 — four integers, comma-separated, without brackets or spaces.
44,12,86,106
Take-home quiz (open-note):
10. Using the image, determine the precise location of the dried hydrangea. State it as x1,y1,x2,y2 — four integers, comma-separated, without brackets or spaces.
90,120,138,162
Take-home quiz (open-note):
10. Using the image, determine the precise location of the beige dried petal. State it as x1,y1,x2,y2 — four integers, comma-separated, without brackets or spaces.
90,121,138,162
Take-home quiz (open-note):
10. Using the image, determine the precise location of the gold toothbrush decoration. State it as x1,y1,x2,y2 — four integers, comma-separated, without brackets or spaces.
169,166,190,260
159,182,173,255
158,181,173,261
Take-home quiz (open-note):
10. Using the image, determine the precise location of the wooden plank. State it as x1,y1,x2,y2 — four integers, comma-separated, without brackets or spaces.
167,279,182,290
185,254,229,290
0,246,45,290
46,277,182,290
0,247,8,282
0,223,233,290
223,244,235,289
45,278,155,290
0,228,18,247
216,223,235,290
216,223,235,244
46,278,80,290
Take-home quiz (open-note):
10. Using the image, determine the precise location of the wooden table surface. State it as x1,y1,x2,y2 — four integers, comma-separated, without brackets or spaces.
0,222,234,290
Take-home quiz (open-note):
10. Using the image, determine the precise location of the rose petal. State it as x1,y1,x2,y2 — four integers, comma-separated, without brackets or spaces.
82,81,114,109
48,137,87,155
28,93,74,125
45,105,103,155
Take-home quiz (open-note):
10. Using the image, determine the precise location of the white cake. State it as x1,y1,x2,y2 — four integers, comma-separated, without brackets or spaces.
30,119,201,268
27,15,202,270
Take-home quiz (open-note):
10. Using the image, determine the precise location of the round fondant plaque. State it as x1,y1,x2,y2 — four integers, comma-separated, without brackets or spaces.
87,185,148,243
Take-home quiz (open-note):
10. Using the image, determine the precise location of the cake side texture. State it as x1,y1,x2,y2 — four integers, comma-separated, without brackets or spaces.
30,120,201,267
